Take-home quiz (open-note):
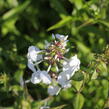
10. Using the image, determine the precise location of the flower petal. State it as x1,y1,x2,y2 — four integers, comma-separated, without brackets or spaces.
55,34,68,41
61,81,71,88
27,59,36,72
31,71,41,84
48,85,61,96
40,71,52,84
52,33,55,39
62,55,80,77
27,46,42,62
57,71,71,88
69,55,80,68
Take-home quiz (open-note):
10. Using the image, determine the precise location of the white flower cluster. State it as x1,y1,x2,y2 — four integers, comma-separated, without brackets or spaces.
27,34,80,96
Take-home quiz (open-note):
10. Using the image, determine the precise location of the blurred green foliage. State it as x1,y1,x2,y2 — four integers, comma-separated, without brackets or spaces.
0,0,109,109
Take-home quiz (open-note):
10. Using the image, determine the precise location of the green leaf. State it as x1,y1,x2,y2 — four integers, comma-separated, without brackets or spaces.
31,101,44,109
97,61,108,77
9,85,23,92
73,93,85,109
51,104,66,109
1,1,30,22
14,70,23,83
0,107,13,109
72,71,84,81
31,97,53,109
72,80,83,91
76,41,91,54
91,70,98,80
69,0,83,9
21,100,31,109
98,20,109,28
1,18,18,35
47,16,73,31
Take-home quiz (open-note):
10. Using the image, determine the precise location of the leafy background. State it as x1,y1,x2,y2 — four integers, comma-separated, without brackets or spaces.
0,0,109,109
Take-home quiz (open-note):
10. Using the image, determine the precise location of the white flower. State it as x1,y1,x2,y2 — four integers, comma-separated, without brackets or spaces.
27,34,81,96
31,71,41,84
69,55,80,71
57,71,71,88
63,55,80,77
27,46,42,62
31,70,52,85
62,81,71,88
57,55,80,88
52,33,55,39
27,59,36,72
62,40,68,48
59,80,71,89
55,34,68,48
40,71,52,84
55,34,68,41
47,85,61,96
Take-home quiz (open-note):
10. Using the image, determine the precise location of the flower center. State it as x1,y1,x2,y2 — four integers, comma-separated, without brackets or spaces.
44,40,66,64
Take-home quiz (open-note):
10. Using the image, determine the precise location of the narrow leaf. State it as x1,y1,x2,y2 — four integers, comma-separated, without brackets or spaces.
73,93,85,109
47,16,73,31
1,1,30,21
51,104,67,109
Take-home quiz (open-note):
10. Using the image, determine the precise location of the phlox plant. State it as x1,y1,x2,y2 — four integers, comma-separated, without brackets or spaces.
27,34,80,95
25,34,81,108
